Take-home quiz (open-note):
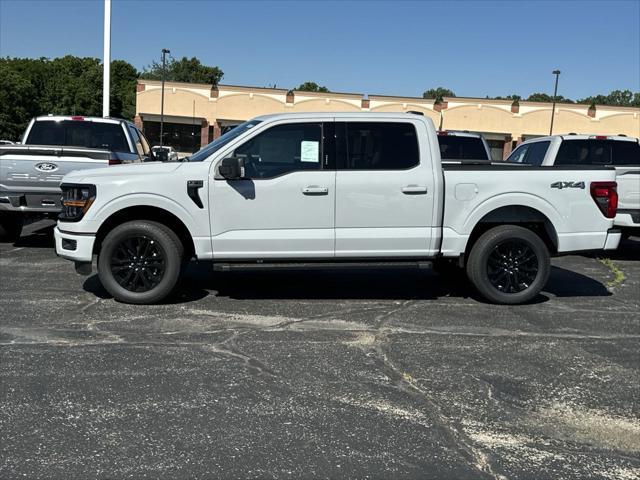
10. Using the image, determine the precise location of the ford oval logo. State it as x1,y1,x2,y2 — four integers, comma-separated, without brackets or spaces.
35,162,58,172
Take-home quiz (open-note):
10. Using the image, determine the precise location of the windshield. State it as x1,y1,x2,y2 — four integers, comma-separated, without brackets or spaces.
187,120,262,162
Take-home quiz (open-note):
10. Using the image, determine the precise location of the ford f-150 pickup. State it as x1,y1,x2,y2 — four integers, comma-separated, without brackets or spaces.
54,113,621,305
0,116,152,241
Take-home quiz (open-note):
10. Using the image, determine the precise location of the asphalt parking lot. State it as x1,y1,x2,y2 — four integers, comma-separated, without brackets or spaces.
0,220,639,480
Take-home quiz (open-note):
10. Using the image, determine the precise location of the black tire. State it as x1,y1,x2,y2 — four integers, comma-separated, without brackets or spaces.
0,213,23,243
97,220,184,304
466,225,550,305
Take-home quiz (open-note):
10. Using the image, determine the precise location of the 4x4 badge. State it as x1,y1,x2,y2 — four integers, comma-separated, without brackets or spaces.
551,181,585,189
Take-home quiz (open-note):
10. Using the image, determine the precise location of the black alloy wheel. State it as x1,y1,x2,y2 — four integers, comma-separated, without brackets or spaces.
98,220,184,304
466,224,551,305
486,240,539,293
110,235,166,292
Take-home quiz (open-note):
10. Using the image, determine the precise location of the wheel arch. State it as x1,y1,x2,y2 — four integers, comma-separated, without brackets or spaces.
93,205,196,259
465,204,560,256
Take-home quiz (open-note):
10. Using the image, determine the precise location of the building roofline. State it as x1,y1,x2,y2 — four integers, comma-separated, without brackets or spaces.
136,80,639,112
292,90,363,99
369,94,433,102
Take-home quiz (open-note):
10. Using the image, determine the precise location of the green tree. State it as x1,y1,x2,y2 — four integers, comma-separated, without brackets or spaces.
0,61,40,140
422,87,455,103
295,81,330,93
526,92,573,103
140,56,224,85
110,60,138,120
577,89,639,107
0,56,140,140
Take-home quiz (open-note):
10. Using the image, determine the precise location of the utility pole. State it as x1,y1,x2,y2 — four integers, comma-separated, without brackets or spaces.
102,0,111,118
160,48,170,147
549,69,561,135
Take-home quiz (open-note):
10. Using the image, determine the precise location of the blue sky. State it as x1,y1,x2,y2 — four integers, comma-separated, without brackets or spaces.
1,0,639,99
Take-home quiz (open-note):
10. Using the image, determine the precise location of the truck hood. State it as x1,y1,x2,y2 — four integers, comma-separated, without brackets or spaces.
62,161,183,184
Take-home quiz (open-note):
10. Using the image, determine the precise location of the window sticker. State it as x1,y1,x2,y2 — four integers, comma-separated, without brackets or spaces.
300,140,320,163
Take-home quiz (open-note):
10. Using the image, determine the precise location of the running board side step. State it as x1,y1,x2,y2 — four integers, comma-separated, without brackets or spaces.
213,260,433,272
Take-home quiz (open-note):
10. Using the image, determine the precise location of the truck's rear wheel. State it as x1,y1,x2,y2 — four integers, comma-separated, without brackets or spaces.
0,213,23,243
97,220,183,304
466,225,550,304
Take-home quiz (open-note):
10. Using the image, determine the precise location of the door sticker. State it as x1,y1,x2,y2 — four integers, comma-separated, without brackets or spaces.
300,141,319,163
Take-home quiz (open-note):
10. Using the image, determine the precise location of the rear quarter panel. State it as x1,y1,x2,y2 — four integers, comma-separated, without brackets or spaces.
441,166,617,255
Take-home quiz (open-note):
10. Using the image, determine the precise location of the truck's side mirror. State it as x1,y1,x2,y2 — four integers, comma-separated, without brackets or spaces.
219,156,245,180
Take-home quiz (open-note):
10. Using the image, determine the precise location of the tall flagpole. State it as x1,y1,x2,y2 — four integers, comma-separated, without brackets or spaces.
102,0,111,118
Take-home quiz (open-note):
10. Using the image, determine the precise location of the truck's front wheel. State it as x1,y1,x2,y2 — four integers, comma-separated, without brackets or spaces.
466,225,550,305
97,220,183,304
0,213,23,243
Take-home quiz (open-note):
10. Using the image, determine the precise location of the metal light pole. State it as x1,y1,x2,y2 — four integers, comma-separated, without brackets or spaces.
549,69,561,135
160,48,170,147
102,0,111,118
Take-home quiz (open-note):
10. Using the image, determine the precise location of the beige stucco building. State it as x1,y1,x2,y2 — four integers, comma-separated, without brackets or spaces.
135,79,640,159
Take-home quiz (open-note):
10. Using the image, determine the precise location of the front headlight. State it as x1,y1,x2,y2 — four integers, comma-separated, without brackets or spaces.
59,183,96,222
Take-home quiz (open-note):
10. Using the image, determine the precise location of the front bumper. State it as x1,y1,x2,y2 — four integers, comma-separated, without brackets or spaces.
54,226,96,263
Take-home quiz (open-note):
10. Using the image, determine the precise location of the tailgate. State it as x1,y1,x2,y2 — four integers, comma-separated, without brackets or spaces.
0,146,110,194
615,166,640,211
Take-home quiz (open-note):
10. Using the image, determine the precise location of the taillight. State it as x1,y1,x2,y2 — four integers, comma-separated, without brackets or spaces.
590,181,618,218
437,131,449,136
71,116,85,121
589,135,609,140
108,158,122,166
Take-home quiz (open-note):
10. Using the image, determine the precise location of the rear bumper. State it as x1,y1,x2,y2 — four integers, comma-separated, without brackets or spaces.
604,229,622,250
54,226,95,263
614,210,640,228
0,191,62,213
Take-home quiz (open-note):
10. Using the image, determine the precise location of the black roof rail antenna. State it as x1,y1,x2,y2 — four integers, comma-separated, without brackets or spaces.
407,111,424,116
619,134,627,137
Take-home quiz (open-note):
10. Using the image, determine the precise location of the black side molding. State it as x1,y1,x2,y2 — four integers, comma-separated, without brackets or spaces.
187,180,204,209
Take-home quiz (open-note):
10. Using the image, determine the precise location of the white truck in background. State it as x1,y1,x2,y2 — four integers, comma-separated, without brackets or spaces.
0,116,154,241
54,112,620,305
507,134,640,237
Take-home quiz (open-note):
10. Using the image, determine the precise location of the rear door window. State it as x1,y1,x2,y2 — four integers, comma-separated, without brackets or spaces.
26,120,130,153
438,136,489,160
338,122,419,170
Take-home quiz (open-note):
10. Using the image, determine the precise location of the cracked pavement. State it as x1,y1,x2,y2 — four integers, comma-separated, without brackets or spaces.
1,221,639,479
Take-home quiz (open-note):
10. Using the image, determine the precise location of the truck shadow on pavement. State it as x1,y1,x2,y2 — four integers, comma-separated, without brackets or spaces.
83,263,611,304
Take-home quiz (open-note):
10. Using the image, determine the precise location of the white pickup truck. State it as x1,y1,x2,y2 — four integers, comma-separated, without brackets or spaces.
54,113,621,305
507,134,640,237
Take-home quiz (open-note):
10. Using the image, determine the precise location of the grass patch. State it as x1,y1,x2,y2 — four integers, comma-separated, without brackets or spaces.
598,258,626,289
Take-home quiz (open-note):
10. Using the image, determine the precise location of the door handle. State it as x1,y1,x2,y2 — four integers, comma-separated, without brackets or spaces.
302,186,329,195
401,185,428,194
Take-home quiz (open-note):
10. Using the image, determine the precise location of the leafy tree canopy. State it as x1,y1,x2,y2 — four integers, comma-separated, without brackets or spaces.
422,87,456,103
295,81,330,93
0,56,138,140
140,56,224,85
